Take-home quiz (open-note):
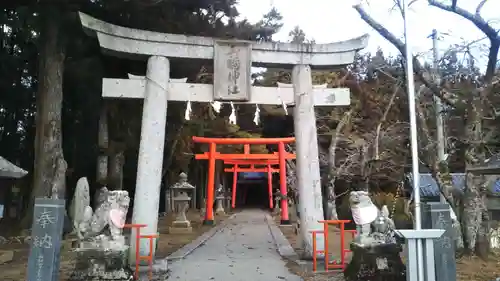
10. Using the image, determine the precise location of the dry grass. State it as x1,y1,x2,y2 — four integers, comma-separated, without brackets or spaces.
456,253,500,281
0,210,231,281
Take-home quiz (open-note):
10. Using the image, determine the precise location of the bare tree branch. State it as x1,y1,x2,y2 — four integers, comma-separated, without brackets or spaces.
415,86,436,164
391,0,419,17
375,82,401,159
353,4,460,106
428,0,500,80
476,0,489,16
328,110,353,173
428,0,496,37
390,0,404,18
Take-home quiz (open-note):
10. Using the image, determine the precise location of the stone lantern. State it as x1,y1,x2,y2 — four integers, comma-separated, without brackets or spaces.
215,184,225,215
168,172,195,234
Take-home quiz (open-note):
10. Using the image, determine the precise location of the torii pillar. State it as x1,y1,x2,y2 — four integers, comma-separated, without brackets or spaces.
79,12,368,259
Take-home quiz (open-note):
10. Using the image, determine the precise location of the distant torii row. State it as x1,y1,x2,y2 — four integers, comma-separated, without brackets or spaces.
192,136,296,223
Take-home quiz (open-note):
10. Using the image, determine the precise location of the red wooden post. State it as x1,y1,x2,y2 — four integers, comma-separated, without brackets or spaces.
278,142,290,224
312,231,318,272
340,221,346,266
322,220,329,270
318,219,351,271
205,142,216,225
123,223,147,279
309,230,325,272
267,164,273,209
139,234,159,280
231,165,238,208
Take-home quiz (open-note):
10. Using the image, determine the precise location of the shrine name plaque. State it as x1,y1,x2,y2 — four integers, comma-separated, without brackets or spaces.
213,40,252,101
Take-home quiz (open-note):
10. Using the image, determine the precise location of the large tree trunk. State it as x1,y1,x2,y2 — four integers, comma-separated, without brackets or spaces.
462,95,489,258
23,5,67,227
462,172,485,253
415,88,465,248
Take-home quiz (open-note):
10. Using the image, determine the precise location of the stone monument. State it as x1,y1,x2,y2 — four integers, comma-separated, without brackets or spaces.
215,184,226,215
70,177,91,234
69,179,133,281
344,191,405,281
169,173,195,234
421,202,457,281
26,198,65,281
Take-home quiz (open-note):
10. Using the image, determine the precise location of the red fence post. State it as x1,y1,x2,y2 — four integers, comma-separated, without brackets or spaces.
278,142,290,224
231,166,238,208
204,143,216,225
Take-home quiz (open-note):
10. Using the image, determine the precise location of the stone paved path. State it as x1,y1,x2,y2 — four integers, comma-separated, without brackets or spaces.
167,209,303,281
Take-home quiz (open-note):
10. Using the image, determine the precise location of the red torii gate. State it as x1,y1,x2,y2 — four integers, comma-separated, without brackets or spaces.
224,159,280,209
192,136,295,225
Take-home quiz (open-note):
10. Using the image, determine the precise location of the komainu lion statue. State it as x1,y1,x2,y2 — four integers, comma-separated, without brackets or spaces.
349,190,396,246
70,178,130,249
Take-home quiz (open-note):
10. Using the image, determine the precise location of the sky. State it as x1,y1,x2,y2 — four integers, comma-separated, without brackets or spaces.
236,0,499,69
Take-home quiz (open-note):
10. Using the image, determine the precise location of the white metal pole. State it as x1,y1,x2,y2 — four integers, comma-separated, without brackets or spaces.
402,0,425,280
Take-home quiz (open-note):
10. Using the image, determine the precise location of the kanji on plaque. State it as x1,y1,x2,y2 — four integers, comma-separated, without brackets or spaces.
36,254,44,281
36,209,55,228
226,48,241,96
33,234,53,249
441,236,452,249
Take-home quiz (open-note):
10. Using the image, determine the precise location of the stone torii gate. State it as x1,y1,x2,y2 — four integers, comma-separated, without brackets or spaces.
79,13,367,259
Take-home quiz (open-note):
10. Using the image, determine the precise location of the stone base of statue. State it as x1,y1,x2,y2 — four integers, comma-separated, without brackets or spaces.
69,247,133,281
169,220,192,234
215,196,225,215
343,243,406,281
